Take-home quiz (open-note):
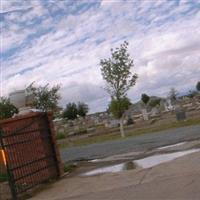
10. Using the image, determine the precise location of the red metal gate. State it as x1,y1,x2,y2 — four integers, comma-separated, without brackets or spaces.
0,112,62,199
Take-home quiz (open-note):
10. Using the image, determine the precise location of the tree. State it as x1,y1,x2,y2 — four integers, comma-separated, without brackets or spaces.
100,41,138,137
168,88,178,102
26,83,60,112
148,98,161,108
196,81,200,92
187,90,198,99
77,102,89,117
0,97,18,120
109,97,131,119
63,103,78,120
141,94,150,105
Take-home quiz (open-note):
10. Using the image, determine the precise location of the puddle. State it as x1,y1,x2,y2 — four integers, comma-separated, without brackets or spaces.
82,149,200,176
89,159,101,163
135,149,200,169
157,142,186,150
81,161,135,176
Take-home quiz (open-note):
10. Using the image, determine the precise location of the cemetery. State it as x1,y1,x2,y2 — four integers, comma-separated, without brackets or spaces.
1,1,200,199
54,93,200,148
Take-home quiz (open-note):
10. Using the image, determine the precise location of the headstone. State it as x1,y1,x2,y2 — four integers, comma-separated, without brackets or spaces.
164,102,169,111
141,109,149,120
176,110,186,121
167,98,174,110
175,106,186,121
151,107,159,116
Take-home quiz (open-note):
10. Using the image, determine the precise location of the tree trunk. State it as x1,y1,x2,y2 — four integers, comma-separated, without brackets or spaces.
120,118,125,137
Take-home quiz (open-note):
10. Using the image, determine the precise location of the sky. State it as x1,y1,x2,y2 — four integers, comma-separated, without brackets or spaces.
1,0,200,113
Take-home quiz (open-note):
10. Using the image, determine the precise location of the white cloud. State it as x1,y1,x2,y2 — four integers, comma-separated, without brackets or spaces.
1,0,200,112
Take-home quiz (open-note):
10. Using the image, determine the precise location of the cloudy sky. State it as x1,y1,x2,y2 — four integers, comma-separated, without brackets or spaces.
1,0,200,113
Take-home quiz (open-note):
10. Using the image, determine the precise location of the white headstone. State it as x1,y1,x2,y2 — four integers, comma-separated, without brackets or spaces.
141,109,149,120
151,107,159,116
167,98,174,111
164,102,169,111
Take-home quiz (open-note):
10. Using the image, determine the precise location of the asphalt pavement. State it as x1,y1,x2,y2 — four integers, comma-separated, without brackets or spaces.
60,125,200,162
32,149,200,200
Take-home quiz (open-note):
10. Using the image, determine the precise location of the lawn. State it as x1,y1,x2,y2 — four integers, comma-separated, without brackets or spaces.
58,118,200,149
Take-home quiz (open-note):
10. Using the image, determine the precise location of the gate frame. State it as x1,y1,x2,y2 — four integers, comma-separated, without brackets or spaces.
0,112,63,199
0,129,17,199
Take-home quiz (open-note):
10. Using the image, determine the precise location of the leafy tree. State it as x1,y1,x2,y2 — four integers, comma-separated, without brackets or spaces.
26,83,60,112
53,106,63,119
196,81,200,92
109,97,131,119
0,97,18,120
63,103,78,120
141,94,150,105
77,102,89,117
148,98,161,108
187,90,198,99
100,41,138,137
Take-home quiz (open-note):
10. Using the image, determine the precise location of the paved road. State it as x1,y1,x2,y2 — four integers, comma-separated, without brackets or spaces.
60,125,200,162
31,152,200,200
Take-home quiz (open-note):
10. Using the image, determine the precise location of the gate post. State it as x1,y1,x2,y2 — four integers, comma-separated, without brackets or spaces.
0,112,63,199
0,129,17,199
47,113,64,176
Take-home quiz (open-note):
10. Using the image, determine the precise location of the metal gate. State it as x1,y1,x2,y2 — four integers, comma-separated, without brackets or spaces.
0,113,60,199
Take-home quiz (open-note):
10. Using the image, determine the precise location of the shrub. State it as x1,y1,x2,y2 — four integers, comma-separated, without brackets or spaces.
150,119,157,124
56,132,66,140
76,128,87,135
127,118,134,125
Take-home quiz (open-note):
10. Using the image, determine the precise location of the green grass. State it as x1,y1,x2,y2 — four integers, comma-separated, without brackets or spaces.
56,132,66,140
64,163,77,173
59,118,200,149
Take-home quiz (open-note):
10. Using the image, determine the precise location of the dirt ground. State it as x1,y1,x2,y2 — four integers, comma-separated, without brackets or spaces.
30,141,200,200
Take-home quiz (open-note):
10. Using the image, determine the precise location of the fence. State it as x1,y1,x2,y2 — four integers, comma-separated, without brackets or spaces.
0,112,63,199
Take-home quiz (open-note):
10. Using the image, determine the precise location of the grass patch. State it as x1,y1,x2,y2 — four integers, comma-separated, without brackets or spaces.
59,118,200,149
126,118,200,137
56,132,66,140
64,163,77,173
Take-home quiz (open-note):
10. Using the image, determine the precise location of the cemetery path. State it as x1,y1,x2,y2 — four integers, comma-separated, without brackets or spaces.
60,125,200,162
